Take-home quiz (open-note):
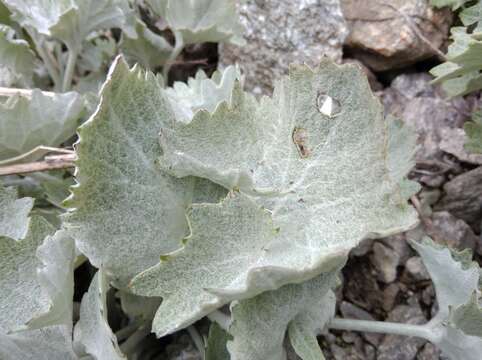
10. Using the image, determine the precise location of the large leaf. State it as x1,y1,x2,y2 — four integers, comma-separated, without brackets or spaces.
0,184,33,240
228,271,338,360
0,90,83,161
165,65,240,123
3,0,134,51
73,271,126,360
465,107,482,154
64,57,226,288
130,61,419,336
146,0,244,45
0,24,36,85
410,238,482,360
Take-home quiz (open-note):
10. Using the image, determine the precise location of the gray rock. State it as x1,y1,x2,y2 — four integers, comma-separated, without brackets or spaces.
434,167,482,232
378,298,427,360
381,73,478,186
340,301,383,346
341,0,452,71
417,343,440,360
405,256,430,282
371,242,400,284
439,127,482,165
426,211,479,252
220,0,348,95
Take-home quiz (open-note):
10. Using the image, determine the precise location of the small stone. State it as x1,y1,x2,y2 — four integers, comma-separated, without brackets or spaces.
220,0,348,95
421,284,435,307
341,0,452,71
405,256,430,282
378,298,427,360
417,342,441,360
426,211,479,252
371,242,400,283
382,283,401,312
434,167,482,232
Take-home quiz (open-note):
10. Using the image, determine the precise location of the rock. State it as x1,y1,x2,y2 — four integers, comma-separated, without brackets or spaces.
381,73,479,186
382,283,401,312
439,127,482,165
421,284,435,307
343,258,384,313
340,301,383,346
220,0,348,95
417,343,440,360
378,298,427,360
434,167,482,232
380,234,412,265
404,256,431,282
341,0,452,71
425,211,479,251
371,242,400,283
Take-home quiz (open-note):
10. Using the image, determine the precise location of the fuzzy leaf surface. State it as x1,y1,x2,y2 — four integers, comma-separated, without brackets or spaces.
0,90,83,160
131,61,419,336
0,185,33,240
0,216,56,333
0,24,36,85
411,238,482,360
227,272,337,360
206,323,232,360
165,65,240,123
430,26,482,97
3,0,134,50
121,19,172,70
64,57,226,287
146,0,244,45
73,271,125,360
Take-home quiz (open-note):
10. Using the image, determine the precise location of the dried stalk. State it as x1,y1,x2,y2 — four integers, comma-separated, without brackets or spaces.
0,153,77,176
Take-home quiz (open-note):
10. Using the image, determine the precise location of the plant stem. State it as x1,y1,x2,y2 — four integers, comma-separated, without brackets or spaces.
28,31,61,89
62,48,78,92
207,309,230,331
329,318,435,342
0,87,55,99
119,325,151,355
162,30,184,84
187,325,205,360
0,153,77,176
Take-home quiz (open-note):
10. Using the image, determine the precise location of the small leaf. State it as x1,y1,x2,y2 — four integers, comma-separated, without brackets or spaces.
228,272,338,360
0,90,83,161
165,65,240,123
410,237,482,360
465,108,482,154
430,26,482,97
0,216,56,333
73,271,126,360
121,19,173,70
146,0,245,45
0,184,33,240
0,24,36,85
206,323,232,360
